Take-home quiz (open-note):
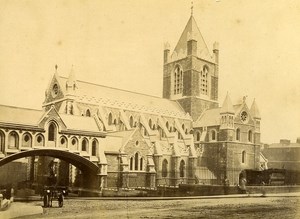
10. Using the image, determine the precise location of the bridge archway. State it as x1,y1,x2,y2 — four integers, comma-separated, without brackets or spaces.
0,149,101,189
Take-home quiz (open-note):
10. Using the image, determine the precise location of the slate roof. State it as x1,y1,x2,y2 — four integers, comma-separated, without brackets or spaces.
59,76,190,120
0,104,43,126
194,108,220,127
172,16,214,62
59,114,100,132
194,103,251,127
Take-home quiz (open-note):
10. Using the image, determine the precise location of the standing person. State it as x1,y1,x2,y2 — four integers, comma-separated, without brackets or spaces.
239,177,247,194
48,160,57,186
223,177,230,195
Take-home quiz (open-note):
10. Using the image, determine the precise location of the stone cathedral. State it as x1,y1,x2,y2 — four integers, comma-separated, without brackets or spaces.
0,12,262,189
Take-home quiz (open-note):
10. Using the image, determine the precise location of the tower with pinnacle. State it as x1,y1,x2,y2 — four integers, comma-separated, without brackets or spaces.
163,9,219,121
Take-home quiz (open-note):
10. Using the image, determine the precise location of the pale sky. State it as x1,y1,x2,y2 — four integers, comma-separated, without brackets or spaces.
0,0,299,144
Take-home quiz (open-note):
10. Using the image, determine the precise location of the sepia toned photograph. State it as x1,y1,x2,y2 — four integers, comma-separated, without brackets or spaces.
0,0,299,218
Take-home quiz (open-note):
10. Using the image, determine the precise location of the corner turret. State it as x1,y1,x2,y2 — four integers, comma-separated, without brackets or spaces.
250,99,261,143
220,93,234,130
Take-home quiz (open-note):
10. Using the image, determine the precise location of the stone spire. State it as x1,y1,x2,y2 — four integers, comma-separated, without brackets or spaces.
220,92,234,114
171,11,212,62
250,99,261,119
66,65,77,92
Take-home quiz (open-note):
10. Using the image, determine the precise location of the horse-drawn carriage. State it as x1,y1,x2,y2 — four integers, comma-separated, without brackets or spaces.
43,160,68,208
43,185,67,207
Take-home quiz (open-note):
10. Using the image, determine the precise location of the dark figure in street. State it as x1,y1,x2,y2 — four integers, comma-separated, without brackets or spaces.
48,160,57,186
223,177,230,195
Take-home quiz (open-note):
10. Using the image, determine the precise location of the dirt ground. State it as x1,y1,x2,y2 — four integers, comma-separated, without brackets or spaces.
16,196,300,219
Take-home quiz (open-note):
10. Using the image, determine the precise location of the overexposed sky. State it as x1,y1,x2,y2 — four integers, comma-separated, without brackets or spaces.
0,0,299,144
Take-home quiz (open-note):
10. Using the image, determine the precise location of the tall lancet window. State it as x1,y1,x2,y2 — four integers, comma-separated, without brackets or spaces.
200,65,209,95
174,65,183,95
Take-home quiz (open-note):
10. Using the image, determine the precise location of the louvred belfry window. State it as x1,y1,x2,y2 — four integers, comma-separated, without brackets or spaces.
200,65,209,95
174,65,183,95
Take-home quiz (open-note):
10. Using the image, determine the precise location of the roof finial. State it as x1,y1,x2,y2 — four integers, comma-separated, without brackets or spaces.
55,64,58,72
191,1,194,16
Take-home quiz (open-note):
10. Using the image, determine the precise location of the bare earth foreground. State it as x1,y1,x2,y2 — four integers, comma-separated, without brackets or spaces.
16,196,300,219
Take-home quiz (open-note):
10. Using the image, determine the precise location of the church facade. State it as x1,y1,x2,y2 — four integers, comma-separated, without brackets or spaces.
0,13,262,189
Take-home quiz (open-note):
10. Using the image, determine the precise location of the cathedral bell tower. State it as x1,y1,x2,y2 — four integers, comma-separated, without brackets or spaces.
163,11,219,121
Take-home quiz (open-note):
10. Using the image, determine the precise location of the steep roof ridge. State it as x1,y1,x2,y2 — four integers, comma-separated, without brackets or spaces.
220,92,234,114
191,16,211,56
250,99,261,119
60,76,170,100
0,104,42,112
172,15,211,60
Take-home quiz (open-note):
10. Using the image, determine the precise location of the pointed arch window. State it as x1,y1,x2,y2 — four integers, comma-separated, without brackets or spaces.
148,119,152,130
86,109,91,117
92,139,98,156
211,130,217,141
196,131,201,142
48,123,56,141
236,128,240,141
134,153,139,171
129,116,134,128
8,131,18,149
174,65,183,95
248,130,253,142
179,160,185,177
108,113,113,125
242,151,246,164
162,159,168,177
81,138,88,152
130,157,133,170
140,157,143,170
166,121,169,130
200,65,209,95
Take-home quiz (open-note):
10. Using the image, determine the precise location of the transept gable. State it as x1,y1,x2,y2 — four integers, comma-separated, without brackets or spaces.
122,128,151,156
234,103,254,125
44,72,66,105
38,106,67,131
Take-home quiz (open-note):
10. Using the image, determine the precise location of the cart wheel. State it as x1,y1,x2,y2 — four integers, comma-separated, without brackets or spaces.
58,195,64,208
43,195,49,207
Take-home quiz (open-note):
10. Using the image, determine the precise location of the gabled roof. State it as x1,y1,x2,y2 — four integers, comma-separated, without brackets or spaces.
58,76,191,120
59,114,100,132
194,97,257,128
194,108,221,127
172,16,213,62
0,104,44,126
103,130,136,153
